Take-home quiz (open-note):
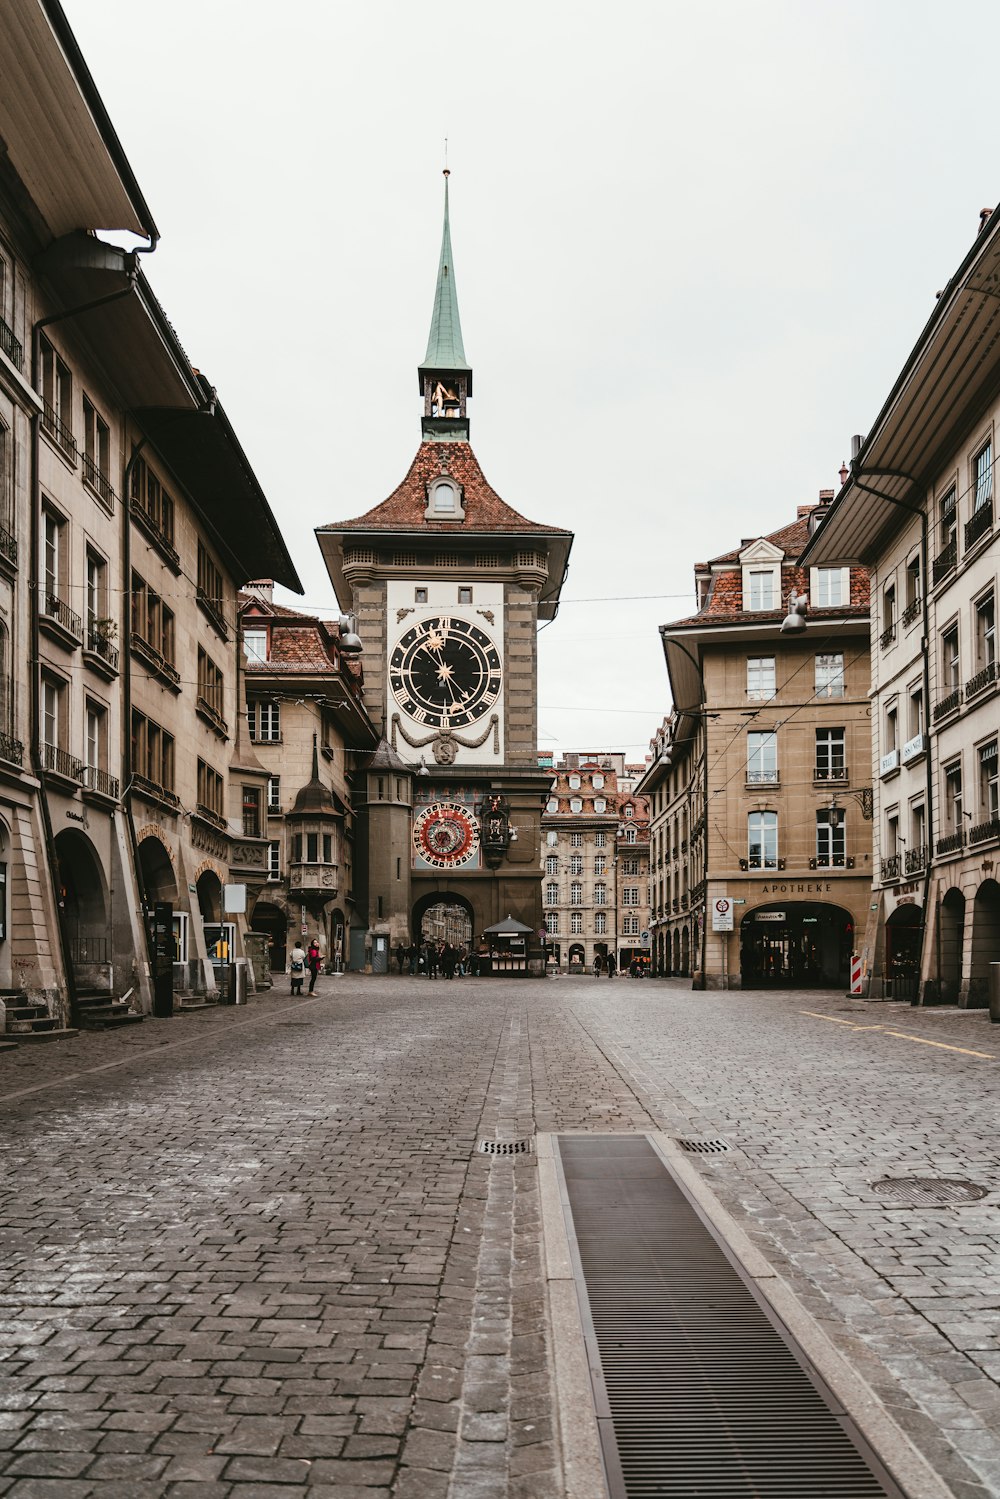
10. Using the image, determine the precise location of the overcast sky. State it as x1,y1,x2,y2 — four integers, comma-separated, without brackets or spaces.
65,0,1000,760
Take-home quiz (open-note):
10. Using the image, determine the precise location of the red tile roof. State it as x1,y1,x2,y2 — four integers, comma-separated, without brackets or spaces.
324,441,571,536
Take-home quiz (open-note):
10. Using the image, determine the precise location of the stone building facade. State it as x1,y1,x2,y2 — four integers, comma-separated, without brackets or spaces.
0,2,298,1026
803,207,1000,1004
646,501,873,989
540,752,650,972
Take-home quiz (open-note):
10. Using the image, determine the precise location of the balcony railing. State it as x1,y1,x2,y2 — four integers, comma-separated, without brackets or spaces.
0,523,16,569
932,537,957,584
196,586,228,638
195,802,228,831
965,501,993,550
82,454,117,512
44,592,83,639
43,742,83,781
810,854,855,869
904,845,928,875
970,817,1000,846
814,764,848,783
41,402,78,463
83,766,119,799
0,728,23,766
933,688,961,722
0,316,23,372
966,660,997,700
130,497,180,569
86,631,119,673
879,622,896,650
880,854,901,882
196,695,229,736
746,769,779,785
901,598,921,627
937,828,965,855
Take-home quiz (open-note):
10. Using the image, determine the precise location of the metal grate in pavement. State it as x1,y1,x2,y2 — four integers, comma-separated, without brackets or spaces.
477,1138,534,1156
871,1176,988,1206
557,1134,902,1499
675,1137,731,1154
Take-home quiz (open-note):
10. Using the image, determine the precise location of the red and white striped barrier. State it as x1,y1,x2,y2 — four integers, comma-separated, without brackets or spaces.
850,954,863,995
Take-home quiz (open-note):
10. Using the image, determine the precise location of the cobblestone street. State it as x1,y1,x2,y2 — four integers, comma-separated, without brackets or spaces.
2,976,1000,1497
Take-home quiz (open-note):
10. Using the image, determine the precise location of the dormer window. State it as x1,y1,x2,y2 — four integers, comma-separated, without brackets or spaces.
426,478,464,520
747,570,776,610
244,628,267,663
739,539,783,613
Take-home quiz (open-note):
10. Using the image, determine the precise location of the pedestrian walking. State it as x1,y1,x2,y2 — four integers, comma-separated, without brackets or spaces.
593,955,603,977
606,953,617,978
289,941,306,995
307,940,322,994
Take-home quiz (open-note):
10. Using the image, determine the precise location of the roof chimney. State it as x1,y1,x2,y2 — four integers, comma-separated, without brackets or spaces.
818,489,835,503
244,579,274,603
796,505,815,519
980,207,993,234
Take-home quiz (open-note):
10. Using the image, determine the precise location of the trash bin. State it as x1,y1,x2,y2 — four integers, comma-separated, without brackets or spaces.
989,963,1000,1024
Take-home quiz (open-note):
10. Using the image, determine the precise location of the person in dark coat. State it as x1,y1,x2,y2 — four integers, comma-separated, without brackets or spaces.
606,953,617,978
307,940,322,994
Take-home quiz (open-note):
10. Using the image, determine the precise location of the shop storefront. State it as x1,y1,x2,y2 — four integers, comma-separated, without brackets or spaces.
740,902,854,988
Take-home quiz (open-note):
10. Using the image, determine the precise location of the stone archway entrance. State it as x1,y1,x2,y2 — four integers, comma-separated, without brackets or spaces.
412,891,475,951
885,904,922,1001
138,834,177,907
969,879,1000,1006
740,902,854,988
55,829,109,984
938,887,965,1003
252,899,287,973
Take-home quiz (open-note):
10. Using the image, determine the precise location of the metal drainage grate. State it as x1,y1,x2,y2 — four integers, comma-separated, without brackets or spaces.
557,1135,901,1499
477,1138,534,1156
675,1137,731,1154
871,1176,988,1207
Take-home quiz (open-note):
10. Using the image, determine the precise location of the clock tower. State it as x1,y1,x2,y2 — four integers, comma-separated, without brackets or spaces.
317,175,572,970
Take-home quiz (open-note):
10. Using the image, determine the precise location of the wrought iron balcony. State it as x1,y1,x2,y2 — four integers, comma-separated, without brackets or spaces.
0,729,23,766
965,501,993,550
0,316,23,372
0,523,16,569
196,695,229,737
86,630,119,673
43,742,83,781
901,598,921,627
932,538,957,584
970,817,1000,846
937,828,965,855
810,854,855,869
879,622,896,650
44,592,82,640
880,854,901,882
904,845,927,875
933,688,961,722
41,402,77,462
746,770,779,785
82,454,117,512
814,764,848,783
83,766,119,799
966,660,997,700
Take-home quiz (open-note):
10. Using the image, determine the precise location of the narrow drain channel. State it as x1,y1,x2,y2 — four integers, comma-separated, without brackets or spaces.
556,1134,904,1499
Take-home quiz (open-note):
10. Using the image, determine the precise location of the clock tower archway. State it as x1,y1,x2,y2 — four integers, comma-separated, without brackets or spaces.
317,176,573,972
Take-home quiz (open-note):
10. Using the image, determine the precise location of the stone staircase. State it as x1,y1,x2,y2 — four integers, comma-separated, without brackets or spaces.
0,990,77,1044
75,987,144,1031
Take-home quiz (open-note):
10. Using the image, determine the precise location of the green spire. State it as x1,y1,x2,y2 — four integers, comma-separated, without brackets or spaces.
420,173,471,376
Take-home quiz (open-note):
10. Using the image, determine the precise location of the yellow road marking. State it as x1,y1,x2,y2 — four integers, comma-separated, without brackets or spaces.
799,1011,995,1059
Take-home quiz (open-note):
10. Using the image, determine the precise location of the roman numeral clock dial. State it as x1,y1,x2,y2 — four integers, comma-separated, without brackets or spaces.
389,616,502,730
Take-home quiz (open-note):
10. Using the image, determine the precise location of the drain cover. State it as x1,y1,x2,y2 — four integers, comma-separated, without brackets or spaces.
477,1138,534,1156
871,1176,988,1206
676,1137,731,1154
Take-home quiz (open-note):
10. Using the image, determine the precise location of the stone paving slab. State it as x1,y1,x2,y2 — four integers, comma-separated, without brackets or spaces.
2,977,1000,1495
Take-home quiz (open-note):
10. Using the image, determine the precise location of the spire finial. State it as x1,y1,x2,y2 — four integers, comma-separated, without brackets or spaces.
443,137,449,177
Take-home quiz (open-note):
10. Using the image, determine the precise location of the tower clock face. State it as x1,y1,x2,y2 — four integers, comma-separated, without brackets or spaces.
390,616,502,730
412,801,480,868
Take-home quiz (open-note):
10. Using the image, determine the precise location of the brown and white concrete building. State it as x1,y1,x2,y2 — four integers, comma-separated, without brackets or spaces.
647,502,873,989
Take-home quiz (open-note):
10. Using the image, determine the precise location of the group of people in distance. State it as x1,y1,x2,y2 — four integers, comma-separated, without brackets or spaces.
396,941,471,979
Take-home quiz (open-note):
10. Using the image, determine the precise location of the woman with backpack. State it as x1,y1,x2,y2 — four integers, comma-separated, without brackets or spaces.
289,941,306,995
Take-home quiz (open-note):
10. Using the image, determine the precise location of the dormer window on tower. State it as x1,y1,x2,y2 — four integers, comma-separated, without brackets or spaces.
425,477,465,520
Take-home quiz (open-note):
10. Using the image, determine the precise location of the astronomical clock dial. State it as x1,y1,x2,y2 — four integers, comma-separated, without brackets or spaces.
390,615,502,730
412,801,481,869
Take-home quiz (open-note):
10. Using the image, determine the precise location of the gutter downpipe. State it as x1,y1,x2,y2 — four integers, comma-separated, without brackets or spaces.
30,263,139,1029
847,467,935,1005
658,630,710,989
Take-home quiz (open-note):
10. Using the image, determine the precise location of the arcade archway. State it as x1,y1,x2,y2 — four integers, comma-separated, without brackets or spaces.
412,891,475,951
251,899,287,973
970,880,1000,1005
938,887,965,1003
885,904,922,1001
138,835,177,905
54,829,108,970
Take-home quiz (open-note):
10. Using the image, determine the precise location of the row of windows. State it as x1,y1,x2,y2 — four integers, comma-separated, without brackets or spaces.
747,653,846,700
746,810,848,868
545,883,644,906
939,739,999,834
544,912,644,936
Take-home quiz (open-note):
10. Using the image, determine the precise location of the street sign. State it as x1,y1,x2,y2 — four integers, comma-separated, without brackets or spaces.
712,897,733,932
640,930,650,947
